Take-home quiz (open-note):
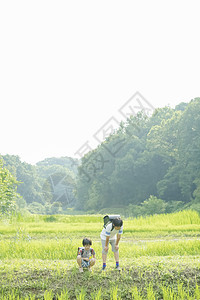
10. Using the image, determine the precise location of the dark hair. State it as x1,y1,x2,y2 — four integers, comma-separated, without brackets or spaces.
82,238,92,246
113,218,123,227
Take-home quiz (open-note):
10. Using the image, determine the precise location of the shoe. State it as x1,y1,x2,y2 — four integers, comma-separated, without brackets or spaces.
79,267,83,273
115,266,121,271
101,267,106,272
88,268,92,272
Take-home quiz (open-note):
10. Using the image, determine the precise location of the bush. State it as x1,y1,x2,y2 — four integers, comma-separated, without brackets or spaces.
186,202,200,214
44,215,57,222
141,196,167,215
165,201,184,213
28,202,45,214
50,202,63,214
127,196,168,217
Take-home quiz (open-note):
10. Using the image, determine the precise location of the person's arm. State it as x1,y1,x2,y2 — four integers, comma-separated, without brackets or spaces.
91,249,96,261
115,233,121,249
104,235,110,251
77,248,82,259
82,257,90,261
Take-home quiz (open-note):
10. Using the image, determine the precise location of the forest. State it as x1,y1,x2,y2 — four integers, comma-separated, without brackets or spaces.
1,97,200,217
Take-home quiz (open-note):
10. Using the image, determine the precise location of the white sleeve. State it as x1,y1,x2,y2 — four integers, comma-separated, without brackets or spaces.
105,223,112,236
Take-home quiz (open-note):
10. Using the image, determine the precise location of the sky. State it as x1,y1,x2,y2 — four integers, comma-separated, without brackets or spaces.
0,0,199,165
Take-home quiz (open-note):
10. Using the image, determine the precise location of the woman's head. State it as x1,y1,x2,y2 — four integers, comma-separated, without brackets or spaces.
112,218,123,228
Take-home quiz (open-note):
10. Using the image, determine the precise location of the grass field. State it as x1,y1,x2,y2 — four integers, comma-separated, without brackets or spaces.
0,210,200,299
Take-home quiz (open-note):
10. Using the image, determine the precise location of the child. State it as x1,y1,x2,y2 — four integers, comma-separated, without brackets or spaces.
77,238,96,272
100,217,123,271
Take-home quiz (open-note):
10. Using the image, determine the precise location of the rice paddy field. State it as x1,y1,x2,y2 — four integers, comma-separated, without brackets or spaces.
0,210,200,299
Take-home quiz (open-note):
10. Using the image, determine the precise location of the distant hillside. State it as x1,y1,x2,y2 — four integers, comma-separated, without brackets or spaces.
1,154,79,214
36,156,80,175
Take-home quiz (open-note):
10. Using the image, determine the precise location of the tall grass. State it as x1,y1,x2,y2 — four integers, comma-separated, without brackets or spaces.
0,210,200,239
2,209,200,225
0,238,200,259
129,210,200,226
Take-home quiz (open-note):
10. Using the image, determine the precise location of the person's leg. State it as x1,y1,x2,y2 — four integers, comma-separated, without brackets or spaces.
114,251,119,263
77,255,82,267
88,258,96,271
89,258,96,267
102,253,107,263
111,240,120,270
114,251,120,270
77,255,83,272
101,239,108,270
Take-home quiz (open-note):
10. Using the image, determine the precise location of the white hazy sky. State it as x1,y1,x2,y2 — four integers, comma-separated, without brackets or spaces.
0,1,199,165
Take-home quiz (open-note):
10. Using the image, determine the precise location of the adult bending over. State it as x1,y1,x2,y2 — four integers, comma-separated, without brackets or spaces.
100,217,123,271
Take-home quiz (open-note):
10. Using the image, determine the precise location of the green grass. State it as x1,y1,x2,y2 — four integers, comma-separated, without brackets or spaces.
1,210,200,239
0,210,200,299
0,238,200,259
1,257,200,299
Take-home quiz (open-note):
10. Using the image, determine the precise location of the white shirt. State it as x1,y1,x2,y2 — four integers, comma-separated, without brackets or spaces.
100,223,123,241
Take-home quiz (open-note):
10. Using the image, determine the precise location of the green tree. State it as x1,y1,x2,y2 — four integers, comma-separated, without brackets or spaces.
76,112,152,210
39,165,76,209
2,155,43,204
36,156,79,176
0,157,19,215
146,110,183,202
175,102,188,112
28,202,45,214
177,98,200,202
76,99,200,214
141,195,167,215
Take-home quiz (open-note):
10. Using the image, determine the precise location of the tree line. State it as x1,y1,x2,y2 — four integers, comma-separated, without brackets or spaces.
0,156,78,215
76,98,200,216
1,98,200,216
